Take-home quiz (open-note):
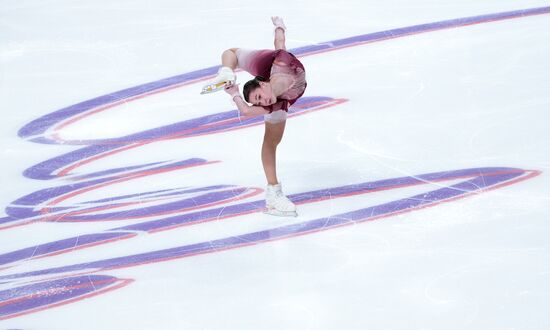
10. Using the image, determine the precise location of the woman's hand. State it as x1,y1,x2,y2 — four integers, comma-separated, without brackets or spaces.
271,16,286,32
224,83,241,100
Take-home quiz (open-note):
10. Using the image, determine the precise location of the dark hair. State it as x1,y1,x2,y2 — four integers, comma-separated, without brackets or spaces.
243,76,268,103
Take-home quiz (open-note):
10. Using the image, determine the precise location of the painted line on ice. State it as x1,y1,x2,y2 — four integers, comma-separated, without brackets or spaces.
0,167,540,281
1,6,548,321
18,6,550,145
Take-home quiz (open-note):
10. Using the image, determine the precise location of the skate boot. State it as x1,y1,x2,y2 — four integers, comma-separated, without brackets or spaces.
264,183,298,217
201,66,236,94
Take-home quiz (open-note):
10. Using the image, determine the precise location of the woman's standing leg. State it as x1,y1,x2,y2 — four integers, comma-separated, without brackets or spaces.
262,120,286,185
262,120,297,216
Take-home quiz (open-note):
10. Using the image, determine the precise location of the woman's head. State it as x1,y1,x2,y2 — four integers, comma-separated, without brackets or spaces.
243,76,276,107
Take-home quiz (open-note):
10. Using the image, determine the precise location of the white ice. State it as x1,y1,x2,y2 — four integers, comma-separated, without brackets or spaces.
1,0,550,329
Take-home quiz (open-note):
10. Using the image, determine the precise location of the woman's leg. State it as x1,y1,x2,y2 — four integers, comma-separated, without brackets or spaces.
262,118,297,216
262,120,286,185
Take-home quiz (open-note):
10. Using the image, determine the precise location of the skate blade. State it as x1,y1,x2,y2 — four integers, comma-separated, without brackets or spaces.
263,208,298,217
200,81,233,94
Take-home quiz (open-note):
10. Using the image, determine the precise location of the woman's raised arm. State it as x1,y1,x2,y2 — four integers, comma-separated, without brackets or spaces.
272,16,286,50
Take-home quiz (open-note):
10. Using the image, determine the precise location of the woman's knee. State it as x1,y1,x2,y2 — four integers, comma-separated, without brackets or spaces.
221,49,239,68
223,48,238,56
263,135,282,149
263,121,286,147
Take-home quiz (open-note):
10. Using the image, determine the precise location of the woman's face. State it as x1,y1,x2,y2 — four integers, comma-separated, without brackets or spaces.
249,82,276,107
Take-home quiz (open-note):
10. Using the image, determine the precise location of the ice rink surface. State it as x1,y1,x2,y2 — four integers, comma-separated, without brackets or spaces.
1,1,550,329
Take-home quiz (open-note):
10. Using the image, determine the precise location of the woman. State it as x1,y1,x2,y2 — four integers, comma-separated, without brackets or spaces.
203,16,307,217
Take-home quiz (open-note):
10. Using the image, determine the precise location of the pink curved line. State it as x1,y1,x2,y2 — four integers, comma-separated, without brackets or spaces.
0,278,134,321
41,161,221,218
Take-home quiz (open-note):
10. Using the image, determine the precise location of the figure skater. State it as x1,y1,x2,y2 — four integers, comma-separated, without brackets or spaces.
202,16,306,217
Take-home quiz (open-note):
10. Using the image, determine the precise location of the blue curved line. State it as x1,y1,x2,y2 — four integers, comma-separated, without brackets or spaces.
17,6,550,140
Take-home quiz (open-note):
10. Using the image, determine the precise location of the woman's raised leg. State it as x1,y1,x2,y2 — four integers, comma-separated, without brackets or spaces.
221,48,239,69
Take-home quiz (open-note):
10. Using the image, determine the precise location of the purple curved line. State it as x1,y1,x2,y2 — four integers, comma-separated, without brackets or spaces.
19,97,334,182
3,158,208,222
0,275,125,319
17,6,550,142
57,187,249,221
1,7,547,320
0,167,531,280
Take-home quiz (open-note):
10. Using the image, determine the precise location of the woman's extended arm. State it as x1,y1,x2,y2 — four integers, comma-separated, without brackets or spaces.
272,16,286,50
224,84,269,117
234,96,271,116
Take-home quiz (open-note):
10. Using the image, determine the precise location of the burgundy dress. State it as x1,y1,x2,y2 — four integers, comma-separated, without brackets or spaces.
236,49,307,113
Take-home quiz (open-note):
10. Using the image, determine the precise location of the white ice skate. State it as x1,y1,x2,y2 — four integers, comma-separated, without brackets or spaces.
264,183,298,217
200,66,236,94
